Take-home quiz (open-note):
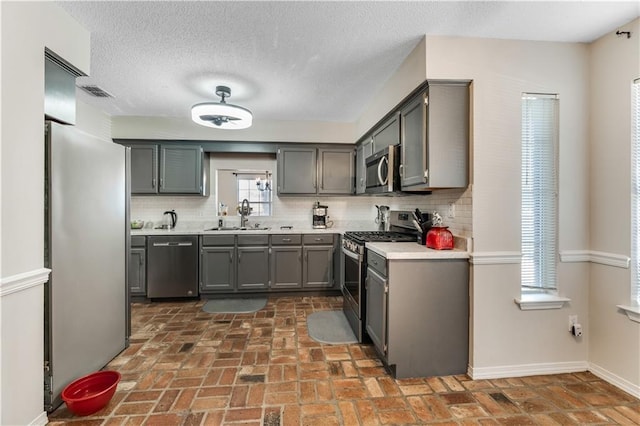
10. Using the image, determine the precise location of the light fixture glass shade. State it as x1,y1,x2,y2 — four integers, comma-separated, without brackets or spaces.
191,103,253,129
191,85,253,129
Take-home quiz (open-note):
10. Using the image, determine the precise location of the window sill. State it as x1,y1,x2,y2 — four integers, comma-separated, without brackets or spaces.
514,294,571,310
616,305,640,323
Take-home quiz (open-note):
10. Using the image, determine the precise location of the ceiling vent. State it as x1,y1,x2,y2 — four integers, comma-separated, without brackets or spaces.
78,85,113,98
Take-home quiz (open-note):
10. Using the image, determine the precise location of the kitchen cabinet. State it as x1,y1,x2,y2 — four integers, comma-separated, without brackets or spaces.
355,138,373,195
200,235,235,293
302,234,335,288
271,235,303,289
366,250,469,379
371,113,400,153
129,236,146,296
129,143,208,195
277,145,355,195
400,81,470,191
236,235,269,291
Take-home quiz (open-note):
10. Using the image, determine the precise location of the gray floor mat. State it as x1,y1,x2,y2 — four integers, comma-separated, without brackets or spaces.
307,310,358,344
202,298,267,314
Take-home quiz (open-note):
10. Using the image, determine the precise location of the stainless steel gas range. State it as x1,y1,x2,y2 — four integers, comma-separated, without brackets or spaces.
341,211,427,342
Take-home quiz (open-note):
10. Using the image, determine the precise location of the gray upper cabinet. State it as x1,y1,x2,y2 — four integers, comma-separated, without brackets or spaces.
130,145,158,194
355,138,373,195
371,113,400,153
129,143,207,195
317,148,355,194
159,145,203,194
277,147,317,194
277,146,354,195
400,81,470,191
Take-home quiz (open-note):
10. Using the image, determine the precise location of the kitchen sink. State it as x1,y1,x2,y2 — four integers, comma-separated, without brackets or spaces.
205,226,271,231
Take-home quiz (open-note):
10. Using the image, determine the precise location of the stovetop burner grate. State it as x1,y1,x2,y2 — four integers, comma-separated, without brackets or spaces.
344,231,416,244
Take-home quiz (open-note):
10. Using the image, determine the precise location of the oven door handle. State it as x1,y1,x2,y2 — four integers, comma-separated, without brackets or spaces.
341,246,362,262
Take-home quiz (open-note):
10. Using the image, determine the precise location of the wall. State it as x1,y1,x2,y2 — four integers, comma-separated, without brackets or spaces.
132,153,472,237
0,3,90,425
588,18,640,395
424,36,592,378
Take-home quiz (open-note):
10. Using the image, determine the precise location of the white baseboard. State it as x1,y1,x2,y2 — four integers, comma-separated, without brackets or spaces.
589,362,640,399
468,361,589,379
29,411,48,426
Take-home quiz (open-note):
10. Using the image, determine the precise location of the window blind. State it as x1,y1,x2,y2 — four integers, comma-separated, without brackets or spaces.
521,93,559,290
631,80,640,305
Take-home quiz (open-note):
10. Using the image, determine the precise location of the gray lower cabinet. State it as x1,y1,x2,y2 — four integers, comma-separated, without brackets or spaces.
129,236,146,296
271,234,302,289
237,235,269,291
200,235,235,293
302,234,335,288
366,249,469,379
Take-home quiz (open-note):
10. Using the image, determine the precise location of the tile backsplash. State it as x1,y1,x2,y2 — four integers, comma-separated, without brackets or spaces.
131,154,472,237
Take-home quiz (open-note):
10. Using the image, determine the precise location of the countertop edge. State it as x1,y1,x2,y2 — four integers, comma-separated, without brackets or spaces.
366,242,470,260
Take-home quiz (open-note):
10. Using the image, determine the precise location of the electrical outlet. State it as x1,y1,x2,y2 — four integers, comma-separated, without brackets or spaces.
447,203,455,218
569,315,578,331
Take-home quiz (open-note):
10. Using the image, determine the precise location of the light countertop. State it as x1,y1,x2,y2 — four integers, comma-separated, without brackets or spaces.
131,226,353,236
366,241,470,260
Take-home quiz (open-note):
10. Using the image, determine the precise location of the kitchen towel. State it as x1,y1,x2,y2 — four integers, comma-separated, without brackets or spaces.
306,311,358,344
202,298,267,314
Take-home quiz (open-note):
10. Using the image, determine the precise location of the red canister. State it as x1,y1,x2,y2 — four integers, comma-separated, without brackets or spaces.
426,226,454,250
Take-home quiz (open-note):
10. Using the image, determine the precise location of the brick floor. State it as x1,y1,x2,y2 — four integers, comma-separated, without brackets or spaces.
48,296,640,425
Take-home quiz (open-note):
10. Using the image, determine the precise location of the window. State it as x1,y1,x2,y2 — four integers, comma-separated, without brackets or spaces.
236,172,272,216
631,80,640,305
521,93,559,292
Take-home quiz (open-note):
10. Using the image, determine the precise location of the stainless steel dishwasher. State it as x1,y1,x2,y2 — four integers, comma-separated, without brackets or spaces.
147,235,198,298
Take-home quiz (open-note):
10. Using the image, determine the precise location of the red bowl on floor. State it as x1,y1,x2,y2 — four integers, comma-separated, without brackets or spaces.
61,370,121,416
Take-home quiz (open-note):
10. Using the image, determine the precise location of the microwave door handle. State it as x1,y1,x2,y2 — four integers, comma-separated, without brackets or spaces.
378,156,389,186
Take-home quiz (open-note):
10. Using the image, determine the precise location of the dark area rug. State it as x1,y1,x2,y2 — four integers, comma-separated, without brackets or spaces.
307,310,358,344
202,298,267,314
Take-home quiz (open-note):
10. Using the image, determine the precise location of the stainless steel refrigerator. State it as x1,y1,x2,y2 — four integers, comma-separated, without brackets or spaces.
44,121,130,412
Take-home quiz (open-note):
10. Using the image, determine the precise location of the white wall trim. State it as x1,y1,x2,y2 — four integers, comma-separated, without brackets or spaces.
560,250,630,268
0,268,51,297
470,251,521,265
468,361,589,380
616,305,640,323
514,293,571,310
29,411,49,426
589,362,640,399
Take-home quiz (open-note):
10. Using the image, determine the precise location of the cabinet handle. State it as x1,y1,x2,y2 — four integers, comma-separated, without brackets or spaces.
152,178,156,188
238,252,242,263
399,164,404,179
230,254,233,263
282,238,292,242
314,238,323,242
159,178,164,188
139,257,143,266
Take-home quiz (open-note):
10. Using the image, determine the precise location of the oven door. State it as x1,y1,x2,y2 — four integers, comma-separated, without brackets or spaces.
341,245,362,315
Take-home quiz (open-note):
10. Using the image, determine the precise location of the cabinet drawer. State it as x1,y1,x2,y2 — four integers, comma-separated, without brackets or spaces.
131,235,146,247
367,250,387,277
303,234,335,245
237,234,269,246
271,234,301,245
202,235,235,246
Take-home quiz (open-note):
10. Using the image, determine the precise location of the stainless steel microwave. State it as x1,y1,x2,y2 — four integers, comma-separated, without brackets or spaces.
365,145,400,194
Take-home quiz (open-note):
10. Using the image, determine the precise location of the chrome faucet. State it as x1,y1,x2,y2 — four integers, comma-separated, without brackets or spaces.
240,199,250,228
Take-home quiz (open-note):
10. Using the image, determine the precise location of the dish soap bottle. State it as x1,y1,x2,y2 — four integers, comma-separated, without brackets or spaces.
426,212,454,250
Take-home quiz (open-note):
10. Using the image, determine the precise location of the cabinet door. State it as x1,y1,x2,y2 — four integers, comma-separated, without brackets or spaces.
365,266,387,358
130,145,158,194
400,92,427,189
237,247,269,290
159,145,203,194
317,148,354,194
271,246,302,289
355,139,373,194
200,247,235,292
303,246,333,288
372,113,400,153
128,248,146,295
277,147,317,194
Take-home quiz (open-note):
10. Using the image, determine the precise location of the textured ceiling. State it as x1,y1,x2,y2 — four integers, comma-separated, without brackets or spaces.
58,1,639,123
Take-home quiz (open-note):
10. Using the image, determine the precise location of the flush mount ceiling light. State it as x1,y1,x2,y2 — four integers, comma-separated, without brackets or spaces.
191,85,253,129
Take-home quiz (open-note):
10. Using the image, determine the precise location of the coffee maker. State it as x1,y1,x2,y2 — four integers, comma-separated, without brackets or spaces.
312,201,330,229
